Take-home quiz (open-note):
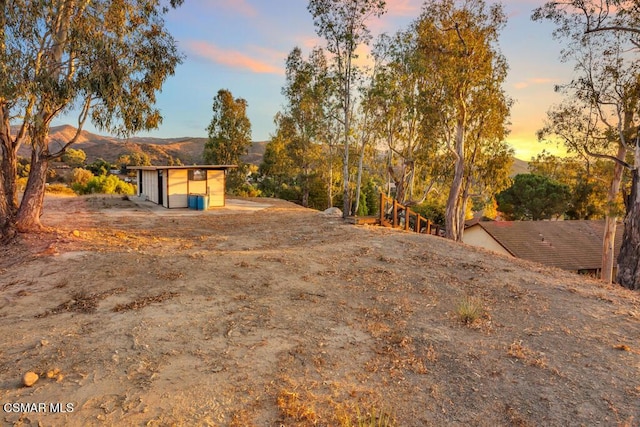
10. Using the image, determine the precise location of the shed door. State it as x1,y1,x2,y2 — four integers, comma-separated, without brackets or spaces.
158,170,164,205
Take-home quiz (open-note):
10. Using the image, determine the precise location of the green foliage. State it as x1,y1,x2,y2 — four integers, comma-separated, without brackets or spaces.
204,89,252,194
496,174,572,220
204,89,252,165
412,200,446,226
259,46,334,209
45,184,76,196
117,151,151,174
367,30,442,205
16,177,28,192
86,158,112,176
259,130,295,198
456,296,484,325
340,405,396,427
71,168,95,186
230,183,261,198
529,152,620,219
356,179,381,216
167,156,183,166
0,0,183,235
61,148,86,168
308,0,387,215
416,0,512,240
306,174,330,211
17,157,30,178
72,175,135,196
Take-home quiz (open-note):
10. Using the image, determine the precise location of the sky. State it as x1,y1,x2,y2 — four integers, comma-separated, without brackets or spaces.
57,0,574,161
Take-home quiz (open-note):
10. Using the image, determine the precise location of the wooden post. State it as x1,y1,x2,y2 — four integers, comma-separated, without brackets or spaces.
379,192,385,225
427,220,432,235
393,200,398,227
405,208,410,231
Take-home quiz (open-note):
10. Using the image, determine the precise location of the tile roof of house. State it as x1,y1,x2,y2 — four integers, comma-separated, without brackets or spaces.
470,220,624,271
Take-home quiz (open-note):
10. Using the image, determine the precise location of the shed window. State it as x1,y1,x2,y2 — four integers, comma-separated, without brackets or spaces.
188,169,207,181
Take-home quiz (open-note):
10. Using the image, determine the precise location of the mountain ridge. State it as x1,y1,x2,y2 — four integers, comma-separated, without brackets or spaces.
15,125,528,173
14,125,267,166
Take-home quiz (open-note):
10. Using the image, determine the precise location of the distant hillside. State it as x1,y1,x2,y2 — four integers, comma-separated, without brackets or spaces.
15,125,267,166
14,125,524,172
511,158,529,176
242,140,268,166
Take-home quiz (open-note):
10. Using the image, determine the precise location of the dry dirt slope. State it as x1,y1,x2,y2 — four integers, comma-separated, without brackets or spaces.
0,195,639,426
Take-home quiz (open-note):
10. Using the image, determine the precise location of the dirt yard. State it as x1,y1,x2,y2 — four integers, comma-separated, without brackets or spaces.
1,194,639,426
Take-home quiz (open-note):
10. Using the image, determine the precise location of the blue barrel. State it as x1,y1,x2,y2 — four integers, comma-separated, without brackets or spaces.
188,194,197,209
196,195,209,210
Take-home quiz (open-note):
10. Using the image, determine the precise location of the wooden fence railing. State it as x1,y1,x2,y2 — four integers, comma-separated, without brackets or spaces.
378,193,441,235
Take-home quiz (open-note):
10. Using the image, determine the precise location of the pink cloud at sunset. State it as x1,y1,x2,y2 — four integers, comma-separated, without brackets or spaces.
185,40,283,75
513,77,557,90
202,0,257,17
384,0,422,17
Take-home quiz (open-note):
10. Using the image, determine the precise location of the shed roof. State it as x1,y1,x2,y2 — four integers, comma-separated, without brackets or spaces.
468,220,624,271
127,165,237,171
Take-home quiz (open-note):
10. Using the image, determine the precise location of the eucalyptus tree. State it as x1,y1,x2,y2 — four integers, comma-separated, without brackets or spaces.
259,114,297,198
529,151,617,220
496,174,572,221
0,0,183,240
204,89,252,192
281,47,331,207
534,0,640,287
307,0,386,217
365,30,443,206
416,0,511,241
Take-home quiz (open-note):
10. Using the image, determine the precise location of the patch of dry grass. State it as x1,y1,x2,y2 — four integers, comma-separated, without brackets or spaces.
112,291,179,312
456,296,484,325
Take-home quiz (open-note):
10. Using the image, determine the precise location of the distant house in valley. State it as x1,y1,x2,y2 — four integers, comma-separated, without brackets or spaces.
463,220,624,277
127,165,236,209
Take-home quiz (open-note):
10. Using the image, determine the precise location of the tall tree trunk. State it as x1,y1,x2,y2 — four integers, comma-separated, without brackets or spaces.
342,55,352,219
342,102,350,218
616,153,640,290
602,215,618,282
457,177,472,242
601,145,626,283
327,143,333,209
302,167,310,208
0,109,19,242
353,140,366,216
0,171,17,242
445,118,465,241
16,152,48,232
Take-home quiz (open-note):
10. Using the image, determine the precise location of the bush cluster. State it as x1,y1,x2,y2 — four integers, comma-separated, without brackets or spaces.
71,172,135,195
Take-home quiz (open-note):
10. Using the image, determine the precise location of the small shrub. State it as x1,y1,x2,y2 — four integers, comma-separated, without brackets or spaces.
231,183,261,197
16,177,28,192
73,174,135,195
276,389,318,423
45,184,76,195
71,168,94,186
456,296,484,325
339,405,396,427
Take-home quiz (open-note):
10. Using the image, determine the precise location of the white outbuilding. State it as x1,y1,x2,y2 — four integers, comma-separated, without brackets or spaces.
128,165,236,209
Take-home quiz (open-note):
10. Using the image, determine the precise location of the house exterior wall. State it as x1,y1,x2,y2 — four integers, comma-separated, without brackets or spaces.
140,170,159,204
189,177,207,195
134,167,228,209
207,170,225,207
160,170,168,208
168,169,188,208
462,226,513,257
